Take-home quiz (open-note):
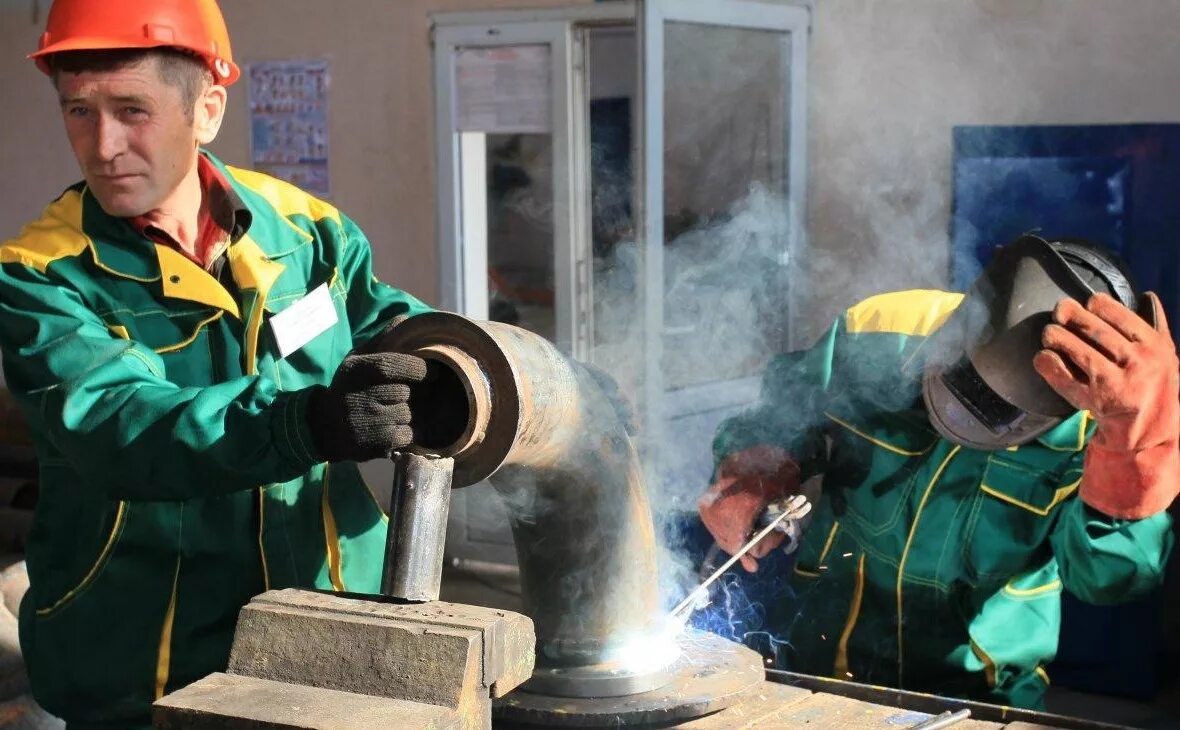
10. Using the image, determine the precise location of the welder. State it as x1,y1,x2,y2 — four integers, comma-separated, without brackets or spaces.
699,235,1177,708
0,1,435,727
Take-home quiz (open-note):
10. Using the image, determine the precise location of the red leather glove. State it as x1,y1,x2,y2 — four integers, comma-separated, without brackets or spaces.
1034,292,1180,519
698,445,801,572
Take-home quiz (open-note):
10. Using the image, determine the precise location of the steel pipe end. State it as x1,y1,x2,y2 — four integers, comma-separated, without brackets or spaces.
408,344,492,459
370,312,522,487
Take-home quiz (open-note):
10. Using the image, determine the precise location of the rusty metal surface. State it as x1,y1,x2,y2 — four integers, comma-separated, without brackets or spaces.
767,671,1132,730
376,313,669,695
226,590,535,707
672,683,812,729
749,692,1002,730
494,632,764,727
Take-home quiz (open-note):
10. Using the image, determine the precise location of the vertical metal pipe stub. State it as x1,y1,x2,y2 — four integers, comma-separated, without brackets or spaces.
381,452,455,602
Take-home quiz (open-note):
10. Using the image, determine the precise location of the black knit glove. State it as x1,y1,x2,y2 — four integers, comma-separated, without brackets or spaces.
306,352,428,462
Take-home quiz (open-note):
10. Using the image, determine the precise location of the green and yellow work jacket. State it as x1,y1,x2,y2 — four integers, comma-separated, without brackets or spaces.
0,151,431,728
715,290,1174,709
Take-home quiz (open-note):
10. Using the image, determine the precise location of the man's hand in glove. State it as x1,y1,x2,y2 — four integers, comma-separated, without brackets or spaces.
1034,292,1180,519
306,352,427,463
698,445,801,572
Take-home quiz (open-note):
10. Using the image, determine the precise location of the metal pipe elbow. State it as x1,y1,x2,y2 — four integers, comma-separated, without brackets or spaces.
370,313,669,691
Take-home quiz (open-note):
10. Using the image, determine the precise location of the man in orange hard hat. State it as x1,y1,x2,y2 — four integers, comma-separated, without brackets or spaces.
2,2,434,726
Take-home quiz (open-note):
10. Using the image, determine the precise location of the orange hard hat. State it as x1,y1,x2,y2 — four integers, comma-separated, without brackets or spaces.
29,0,240,86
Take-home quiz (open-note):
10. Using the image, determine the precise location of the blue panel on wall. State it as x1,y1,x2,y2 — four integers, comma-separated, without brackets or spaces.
952,124,1180,701
952,124,1180,338
951,156,1131,288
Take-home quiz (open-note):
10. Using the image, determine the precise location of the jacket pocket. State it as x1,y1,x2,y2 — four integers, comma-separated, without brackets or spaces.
24,498,181,721
263,267,341,318
105,307,223,387
106,307,222,353
33,500,127,618
964,456,1080,582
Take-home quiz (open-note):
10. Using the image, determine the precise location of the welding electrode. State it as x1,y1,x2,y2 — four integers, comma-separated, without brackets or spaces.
671,494,812,622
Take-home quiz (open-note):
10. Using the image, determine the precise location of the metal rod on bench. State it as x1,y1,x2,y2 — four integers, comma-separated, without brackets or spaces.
381,452,454,602
908,709,971,730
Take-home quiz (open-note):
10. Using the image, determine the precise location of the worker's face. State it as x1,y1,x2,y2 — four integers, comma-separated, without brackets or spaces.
56,58,225,218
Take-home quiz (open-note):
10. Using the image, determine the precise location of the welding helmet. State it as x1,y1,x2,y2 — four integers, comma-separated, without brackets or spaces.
29,0,240,85
922,234,1140,450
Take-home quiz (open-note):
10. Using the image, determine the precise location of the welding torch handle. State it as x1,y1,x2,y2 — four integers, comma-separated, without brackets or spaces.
672,495,810,620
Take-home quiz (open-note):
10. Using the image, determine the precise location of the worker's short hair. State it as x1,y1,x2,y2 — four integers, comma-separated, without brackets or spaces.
47,48,213,121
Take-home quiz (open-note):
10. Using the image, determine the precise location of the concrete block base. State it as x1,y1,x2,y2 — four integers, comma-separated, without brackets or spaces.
154,674,461,730
154,589,534,730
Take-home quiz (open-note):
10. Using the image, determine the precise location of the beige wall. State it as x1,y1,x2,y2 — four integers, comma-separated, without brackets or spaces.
804,0,1180,340
0,4,82,241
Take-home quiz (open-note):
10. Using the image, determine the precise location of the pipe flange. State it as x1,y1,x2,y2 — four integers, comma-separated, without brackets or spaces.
495,632,764,727
521,660,675,699
371,312,521,487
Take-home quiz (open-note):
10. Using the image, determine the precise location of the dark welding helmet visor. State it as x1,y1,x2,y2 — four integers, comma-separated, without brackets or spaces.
922,235,1139,450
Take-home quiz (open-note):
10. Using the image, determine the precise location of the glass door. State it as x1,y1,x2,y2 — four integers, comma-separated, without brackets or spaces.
434,20,589,357
637,0,810,501
434,20,587,567
430,1,809,567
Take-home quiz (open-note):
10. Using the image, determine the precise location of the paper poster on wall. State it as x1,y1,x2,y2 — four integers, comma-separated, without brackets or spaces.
456,45,551,134
248,60,331,198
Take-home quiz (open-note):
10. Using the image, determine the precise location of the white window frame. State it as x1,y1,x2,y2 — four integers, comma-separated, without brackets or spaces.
433,6,637,357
